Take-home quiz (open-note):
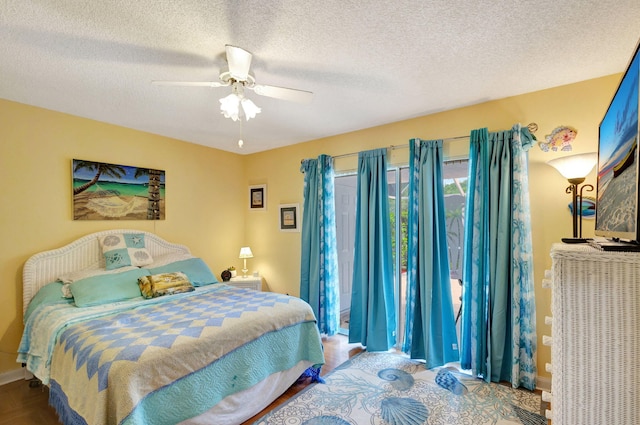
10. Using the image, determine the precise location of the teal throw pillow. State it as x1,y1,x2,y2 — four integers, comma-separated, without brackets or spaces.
70,268,149,307
148,257,218,286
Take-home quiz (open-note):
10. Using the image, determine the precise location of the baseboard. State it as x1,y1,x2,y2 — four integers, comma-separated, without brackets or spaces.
0,368,28,386
536,375,551,392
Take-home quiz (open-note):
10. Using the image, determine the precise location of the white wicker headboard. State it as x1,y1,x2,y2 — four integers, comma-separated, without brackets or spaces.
22,229,191,314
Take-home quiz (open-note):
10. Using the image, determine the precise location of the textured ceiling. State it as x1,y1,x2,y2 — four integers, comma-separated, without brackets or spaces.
1,1,640,154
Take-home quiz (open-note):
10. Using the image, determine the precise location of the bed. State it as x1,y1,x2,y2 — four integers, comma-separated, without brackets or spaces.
17,229,325,425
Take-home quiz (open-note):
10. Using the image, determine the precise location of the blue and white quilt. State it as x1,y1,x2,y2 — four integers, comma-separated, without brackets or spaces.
18,284,325,425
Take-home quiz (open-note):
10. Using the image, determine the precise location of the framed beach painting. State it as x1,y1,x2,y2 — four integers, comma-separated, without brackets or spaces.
249,184,267,210
72,159,165,220
279,203,300,232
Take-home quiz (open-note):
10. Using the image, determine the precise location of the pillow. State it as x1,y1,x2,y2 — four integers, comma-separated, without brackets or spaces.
25,281,73,322
99,233,153,270
58,265,140,298
70,268,149,307
137,272,195,299
148,257,218,287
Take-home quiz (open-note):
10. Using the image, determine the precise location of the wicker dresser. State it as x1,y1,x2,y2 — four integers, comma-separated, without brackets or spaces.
548,243,640,425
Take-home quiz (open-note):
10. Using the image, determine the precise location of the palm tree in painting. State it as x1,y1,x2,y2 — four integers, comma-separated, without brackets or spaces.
73,161,126,195
134,168,163,219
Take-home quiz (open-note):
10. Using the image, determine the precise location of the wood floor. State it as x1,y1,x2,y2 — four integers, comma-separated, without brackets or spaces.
0,335,364,425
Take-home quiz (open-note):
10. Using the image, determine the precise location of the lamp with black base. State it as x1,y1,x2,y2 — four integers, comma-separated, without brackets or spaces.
547,152,598,243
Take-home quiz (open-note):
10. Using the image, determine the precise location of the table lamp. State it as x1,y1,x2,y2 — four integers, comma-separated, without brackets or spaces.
238,246,254,277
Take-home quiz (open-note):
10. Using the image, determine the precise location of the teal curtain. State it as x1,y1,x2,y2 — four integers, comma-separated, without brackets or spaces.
460,124,538,390
349,148,396,351
300,155,340,336
402,139,459,368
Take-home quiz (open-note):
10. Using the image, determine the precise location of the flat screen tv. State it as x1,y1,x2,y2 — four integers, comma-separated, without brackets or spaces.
593,36,640,250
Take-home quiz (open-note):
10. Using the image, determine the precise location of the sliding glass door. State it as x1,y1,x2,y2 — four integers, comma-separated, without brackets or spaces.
334,175,357,331
334,159,468,346
387,168,409,348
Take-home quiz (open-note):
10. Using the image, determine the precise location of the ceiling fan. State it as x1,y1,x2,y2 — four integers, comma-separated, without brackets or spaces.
152,45,313,122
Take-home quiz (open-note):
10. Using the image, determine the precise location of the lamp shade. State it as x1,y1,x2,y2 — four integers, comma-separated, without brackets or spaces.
220,93,241,121
219,81,261,122
239,246,253,259
547,152,598,179
240,98,261,120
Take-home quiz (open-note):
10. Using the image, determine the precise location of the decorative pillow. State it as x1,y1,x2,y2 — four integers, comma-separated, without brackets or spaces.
70,268,149,307
99,233,153,270
137,272,195,299
148,258,218,287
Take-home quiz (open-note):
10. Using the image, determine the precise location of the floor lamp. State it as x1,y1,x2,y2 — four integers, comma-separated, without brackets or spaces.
547,152,598,243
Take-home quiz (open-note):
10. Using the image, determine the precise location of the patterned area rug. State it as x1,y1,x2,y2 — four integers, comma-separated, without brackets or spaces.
255,352,547,425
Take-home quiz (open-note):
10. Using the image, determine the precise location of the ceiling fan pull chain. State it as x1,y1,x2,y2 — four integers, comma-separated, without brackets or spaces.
238,119,244,148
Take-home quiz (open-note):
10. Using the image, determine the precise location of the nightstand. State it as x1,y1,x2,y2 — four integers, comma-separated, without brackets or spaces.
228,275,262,291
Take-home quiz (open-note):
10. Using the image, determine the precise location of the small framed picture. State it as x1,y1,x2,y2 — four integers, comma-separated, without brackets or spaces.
249,184,267,210
279,203,300,232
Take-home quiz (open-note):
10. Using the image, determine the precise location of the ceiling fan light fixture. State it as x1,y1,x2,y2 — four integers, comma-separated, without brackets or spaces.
240,98,261,121
219,93,241,121
219,93,261,122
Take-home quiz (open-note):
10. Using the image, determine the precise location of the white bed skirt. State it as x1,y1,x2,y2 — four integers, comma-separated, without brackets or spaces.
180,360,314,425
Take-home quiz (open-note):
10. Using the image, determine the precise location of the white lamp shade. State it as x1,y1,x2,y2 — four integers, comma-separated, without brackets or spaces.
240,98,261,120
547,152,598,179
219,93,261,122
219,93,241,121
239,246,253,259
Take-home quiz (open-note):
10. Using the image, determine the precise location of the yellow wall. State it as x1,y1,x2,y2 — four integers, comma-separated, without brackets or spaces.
244,74,622,383
0,74,622,382
0,99,246,374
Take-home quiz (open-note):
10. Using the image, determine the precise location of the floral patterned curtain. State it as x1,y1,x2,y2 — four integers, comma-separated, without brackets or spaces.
460,124,538,390
300,155,340,335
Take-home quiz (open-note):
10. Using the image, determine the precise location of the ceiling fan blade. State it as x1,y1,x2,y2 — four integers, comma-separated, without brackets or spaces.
252,84,313,104
151,81,227,87
226,45,252,81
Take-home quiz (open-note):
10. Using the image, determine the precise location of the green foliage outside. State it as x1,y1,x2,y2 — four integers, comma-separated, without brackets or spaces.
389,197,408,270
443,179,468,195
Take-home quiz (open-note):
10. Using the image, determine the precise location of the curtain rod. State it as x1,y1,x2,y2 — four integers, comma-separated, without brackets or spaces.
300,123,538,163
329,134,469,161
